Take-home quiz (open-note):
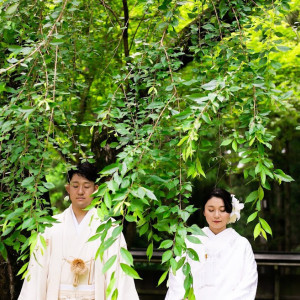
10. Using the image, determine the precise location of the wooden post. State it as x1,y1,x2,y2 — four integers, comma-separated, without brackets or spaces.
274,265,280,300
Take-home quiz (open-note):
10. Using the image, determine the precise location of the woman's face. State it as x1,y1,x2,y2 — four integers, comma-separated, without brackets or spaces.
204,196,230,234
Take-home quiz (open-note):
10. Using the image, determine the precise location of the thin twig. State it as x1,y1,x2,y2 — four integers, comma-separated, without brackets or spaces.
253,85,256,118
38,49,49,100
227,1,247,55
129,11,146,52
98,0,121,27
210,0,222,39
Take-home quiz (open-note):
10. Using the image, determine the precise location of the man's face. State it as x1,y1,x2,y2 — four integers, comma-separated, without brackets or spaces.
65,174,98,211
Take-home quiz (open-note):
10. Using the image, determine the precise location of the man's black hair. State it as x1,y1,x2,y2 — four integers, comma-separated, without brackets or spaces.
67,161,98,183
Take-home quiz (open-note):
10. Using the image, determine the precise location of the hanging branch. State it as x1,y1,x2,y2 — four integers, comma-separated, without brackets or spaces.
98,0,122,27
122,0,130,58
0,0,69,75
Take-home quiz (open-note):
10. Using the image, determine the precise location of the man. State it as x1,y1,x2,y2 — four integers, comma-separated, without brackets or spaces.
18,162,139,300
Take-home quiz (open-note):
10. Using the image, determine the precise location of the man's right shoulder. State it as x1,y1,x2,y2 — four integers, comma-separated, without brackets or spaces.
44,208,68,232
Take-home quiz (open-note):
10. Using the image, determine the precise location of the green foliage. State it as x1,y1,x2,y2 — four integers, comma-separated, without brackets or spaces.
0,0,298,297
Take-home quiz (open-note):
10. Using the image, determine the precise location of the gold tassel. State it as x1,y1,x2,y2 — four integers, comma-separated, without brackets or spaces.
70,258,88,287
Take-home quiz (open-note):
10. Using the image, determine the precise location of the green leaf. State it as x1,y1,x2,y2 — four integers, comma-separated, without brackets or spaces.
162,250,173,264
102,255,117,274
121,162,127,177
165,85,173,91
187,248,199,261
159,239,173,249
170,257,177,273
221,139,233,146
21,176,35,187
111,288,118,300
106,272,116,298
120,247,133,266
17,262,29,276
139,222,149,236
184,273,192,291
239,157,252,164
258,186,264,201
6,3,19,15
259,57,267,66
260,170,266,185
256,200,261,211
245,191,258,203
260,228,267,241
21,217,35,230
143,187,157,200
277,46,291,52
232,140,238,152
87,233,101,242
182,262,191,276
176,257,185,271
0,242,8,261
120,263,142,279
247,212,258,224
196,157,206,177
259,218,272,235
219,1,230,18
201,112,211,124
186,235,201,244
202,23,215,31
137,187,146,199
157,270,169,286
274,169,294,183
104,191,112,209
42,182,55,189
201,80,218,91
102,237,117,251
177,135,189,146
188,224,205,236
100,163,119,175
187,287,196,300
112,225,123,238
146,242,153,260
254,223,261,240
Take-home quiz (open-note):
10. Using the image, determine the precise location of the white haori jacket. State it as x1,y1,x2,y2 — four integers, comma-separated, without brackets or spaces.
18,206,139,300
165,227,258,300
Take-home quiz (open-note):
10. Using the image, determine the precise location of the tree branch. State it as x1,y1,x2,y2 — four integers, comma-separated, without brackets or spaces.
122,0,130,58
98,0,121,27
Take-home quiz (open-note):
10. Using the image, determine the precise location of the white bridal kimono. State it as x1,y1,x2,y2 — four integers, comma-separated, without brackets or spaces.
18,206,139,300
165,227,258,300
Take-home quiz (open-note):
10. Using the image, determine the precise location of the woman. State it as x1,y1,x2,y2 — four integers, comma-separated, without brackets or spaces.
165,188,258,300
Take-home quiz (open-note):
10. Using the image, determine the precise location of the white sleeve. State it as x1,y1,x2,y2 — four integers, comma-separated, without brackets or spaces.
165,266,186,300
18,233,50,300
229,241,258,300
104,233,139,300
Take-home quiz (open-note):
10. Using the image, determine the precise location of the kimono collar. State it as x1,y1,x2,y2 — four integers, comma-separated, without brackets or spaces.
70,206,94,234
203,227,235,240
202,227,238,256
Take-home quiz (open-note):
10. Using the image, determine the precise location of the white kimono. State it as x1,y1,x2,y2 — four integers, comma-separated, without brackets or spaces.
165,227,258,300
18,206,139,300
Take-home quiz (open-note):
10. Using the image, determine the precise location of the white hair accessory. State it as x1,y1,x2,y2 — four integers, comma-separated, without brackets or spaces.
228,194,244,224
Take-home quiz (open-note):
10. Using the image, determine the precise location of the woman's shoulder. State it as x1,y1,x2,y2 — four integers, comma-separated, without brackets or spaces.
229,228,253,248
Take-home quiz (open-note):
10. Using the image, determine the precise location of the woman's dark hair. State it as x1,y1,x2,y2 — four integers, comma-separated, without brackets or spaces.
67,162,98,183
204,188,232,213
